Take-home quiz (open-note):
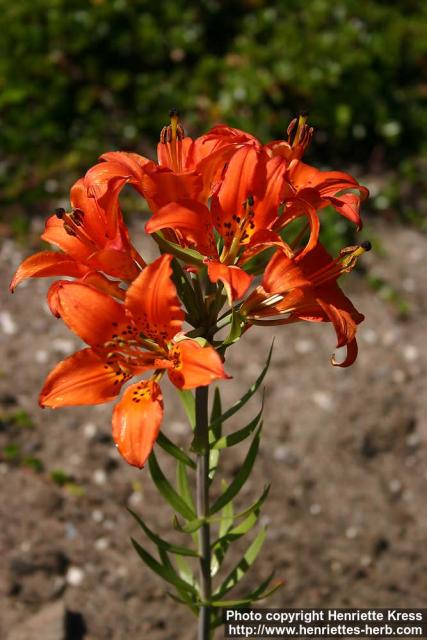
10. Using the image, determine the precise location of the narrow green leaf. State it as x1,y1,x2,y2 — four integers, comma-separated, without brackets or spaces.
210,342,273,428
177,389,196,429
170,257,202,320
213,403,263,450
167,591,198,615
252,579,284,602
176,460,195,513
210,387,223,440
244,571,284,602
210,427,261,515
208,447,220,483
174,554,196,587
128,509,198,557
174,515,206,534
230,484,270,523
148,451,196,521
219,484,234,538
215,527,267,598
157,432,196,469
131,538,197,596
211,597,255,607
212,483,234,576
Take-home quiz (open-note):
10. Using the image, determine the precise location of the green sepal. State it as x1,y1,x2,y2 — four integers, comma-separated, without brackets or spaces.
222,309,246,346
177,389,196,429
153,232,204,266
210,426,261,515
210,341,273,428
148,451,196,521
212,399,264,450
157,432,196,470
128,508,199,558
131,538,197,596
214,527,267,599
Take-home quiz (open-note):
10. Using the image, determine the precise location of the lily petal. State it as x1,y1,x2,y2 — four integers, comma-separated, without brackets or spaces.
125,254,184,343
40,348,127,408
10,251,88,292
167,340,229,389
54,281,128,347
206,261,253,302
112,380,163,468
146,200,217,258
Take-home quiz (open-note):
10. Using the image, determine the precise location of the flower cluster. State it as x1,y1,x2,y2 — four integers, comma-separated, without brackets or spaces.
11,111,369,467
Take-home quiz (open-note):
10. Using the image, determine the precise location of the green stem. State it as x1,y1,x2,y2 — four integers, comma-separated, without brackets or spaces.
195,386,211,640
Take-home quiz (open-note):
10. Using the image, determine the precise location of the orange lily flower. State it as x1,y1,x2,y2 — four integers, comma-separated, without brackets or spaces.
39,254,227,468
83,110,243,219
203,115,368,232
10,177,145,294
241,241,371,367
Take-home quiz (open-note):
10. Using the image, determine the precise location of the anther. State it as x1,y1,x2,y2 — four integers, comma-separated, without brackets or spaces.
54,207,65,219
169,107,180,118
247,194,254,207
360,240,372,252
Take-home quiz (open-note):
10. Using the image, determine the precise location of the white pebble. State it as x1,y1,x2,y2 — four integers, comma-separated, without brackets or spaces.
360,555,372,568
93,469,107,485
382,328,400,347
345,527,359,539
92,509,104,523
128,492,143,508
35,349,49,364
170,420,187,435
406,433,420,448
403,345,419,363
94,537,109,551
309,504,322,516
0,311,17,335
361,328,377,344
312,391,334,412
83,423,97,439
388,479,402,494
66,566,85,587
294,339,314,354
51,338,75,354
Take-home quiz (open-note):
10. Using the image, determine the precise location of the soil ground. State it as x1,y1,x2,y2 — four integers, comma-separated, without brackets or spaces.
1,217,427,639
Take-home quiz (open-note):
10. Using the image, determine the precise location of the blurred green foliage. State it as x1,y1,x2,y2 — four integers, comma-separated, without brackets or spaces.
1,0,426,222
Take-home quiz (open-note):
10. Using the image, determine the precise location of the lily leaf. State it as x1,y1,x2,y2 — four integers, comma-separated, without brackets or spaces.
174,515,206,534
176,460,195,514
210,387,223,440
210,341,273,428
131,538,197,596
128,508,198,557
177,389,196,429
210,426,261,515
214,527,267,599
212,400,264,450
148,451,196,521
157,432,196,470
